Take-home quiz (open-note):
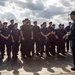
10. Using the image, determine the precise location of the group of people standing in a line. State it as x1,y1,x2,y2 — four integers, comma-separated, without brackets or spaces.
0,18,71,60
0,11,75,71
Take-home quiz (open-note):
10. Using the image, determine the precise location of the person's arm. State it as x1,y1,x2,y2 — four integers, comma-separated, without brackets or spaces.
31,31,33,40
11,35,14,43
6,34,10,39
51,31,56,35
19,35,21,43
0,29,1,35
0,29,6,39
18,30,21,43
70,24,75,37
54,30,59,39
62,34,67,39
0,34,6,39
55,35,59,39
43,28,50,37
54,32,59,39
40,31,47,39
6,29,11,39
20,26,25,40
62,30,67,39
45,32,50,37
40,32,45,37
20,30,24,40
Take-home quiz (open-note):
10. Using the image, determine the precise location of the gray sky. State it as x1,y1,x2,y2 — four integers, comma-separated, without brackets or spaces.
0,0,75,28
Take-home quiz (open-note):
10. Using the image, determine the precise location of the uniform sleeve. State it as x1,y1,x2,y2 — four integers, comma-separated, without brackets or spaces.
37,26,40,33
64,29,67,34
8,25,12,30
8,29,11,35
20,26,23,31
30,25,33,32
0,29,1,34
69,23,75,38
19,30,21,36
0,29,3,34
65,26,68,31
65,26,70,32
55,29,58,35
48,28,50,33
40,28,45,34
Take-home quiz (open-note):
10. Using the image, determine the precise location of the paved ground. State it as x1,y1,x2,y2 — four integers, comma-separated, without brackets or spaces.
0,51,75,75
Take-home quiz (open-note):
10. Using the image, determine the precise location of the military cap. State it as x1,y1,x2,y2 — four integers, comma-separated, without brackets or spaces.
10,19,14,22
33,21,37,24
43,22,46,24
3,22,8,24
70,11,75,15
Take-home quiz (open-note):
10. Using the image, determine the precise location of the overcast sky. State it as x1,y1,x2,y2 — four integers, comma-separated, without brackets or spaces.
0,0,75,28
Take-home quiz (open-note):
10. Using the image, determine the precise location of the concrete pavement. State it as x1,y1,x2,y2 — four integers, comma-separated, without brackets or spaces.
0,52,75,75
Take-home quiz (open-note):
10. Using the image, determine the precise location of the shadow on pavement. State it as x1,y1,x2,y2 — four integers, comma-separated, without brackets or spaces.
0,54,73,74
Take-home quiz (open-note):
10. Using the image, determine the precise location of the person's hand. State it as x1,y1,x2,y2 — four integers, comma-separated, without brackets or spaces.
12,40,14,43
19,40,20,43
62,36,65,39
51,31,53,34
22,37,24,40
55,36,59,39
5,37,8,40
31,37,33,40
53,32,55,35
67,32,71,35
51,31,55,35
